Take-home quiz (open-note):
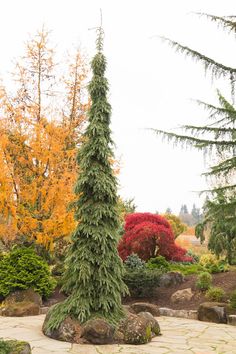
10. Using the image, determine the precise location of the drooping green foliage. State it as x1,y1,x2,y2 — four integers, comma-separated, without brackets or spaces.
196,192,236,264
153,14,236,261
0,247,55,299
44,29,128,331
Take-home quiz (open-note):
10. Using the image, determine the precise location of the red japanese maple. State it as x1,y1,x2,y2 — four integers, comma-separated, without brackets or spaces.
118,213,192,262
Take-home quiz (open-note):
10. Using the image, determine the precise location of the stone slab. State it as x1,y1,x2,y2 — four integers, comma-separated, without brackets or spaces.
0,315,236,353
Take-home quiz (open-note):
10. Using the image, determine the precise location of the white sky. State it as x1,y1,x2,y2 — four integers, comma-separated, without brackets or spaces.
0,0,235,214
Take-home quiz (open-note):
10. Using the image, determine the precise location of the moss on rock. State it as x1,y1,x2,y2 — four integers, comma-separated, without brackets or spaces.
0,339,31,354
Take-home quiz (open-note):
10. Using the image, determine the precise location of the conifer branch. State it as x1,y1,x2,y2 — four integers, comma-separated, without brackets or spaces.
160,37,236,80
195,13,236,33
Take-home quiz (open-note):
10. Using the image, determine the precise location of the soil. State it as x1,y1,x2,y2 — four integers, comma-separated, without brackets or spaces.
45,270,236,311
123,270,236,310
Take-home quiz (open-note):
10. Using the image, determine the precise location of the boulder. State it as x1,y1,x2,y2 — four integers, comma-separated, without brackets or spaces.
123,305,135,314
159,307,198,320
1,301,40,316
4,289,42,306
43,311,82,343
188,310,198,320
171,288,194,303
198,302,227,324
43,307,161,345
2,340,31,354
159,272,184,287
81,318,115,344
138,312,161,336
130,302,160,316
228,315,236,326
119,311,160,344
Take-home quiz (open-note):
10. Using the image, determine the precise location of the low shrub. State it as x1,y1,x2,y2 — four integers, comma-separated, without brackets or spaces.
230,290,236,309
0,247,56,299
196,272,212,291
199,253,229,273
199,253,218,267
123,268,162,297
169,262,205,275
208,260,229,274
186,250,199,263
124,253,145,270
205,287,225,302
146,256,171,271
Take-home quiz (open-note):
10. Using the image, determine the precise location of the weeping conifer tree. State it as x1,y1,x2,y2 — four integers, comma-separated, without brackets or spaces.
152,14,236,263
44,28,127,331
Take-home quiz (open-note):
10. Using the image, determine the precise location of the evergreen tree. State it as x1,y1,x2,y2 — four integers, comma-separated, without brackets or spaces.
196,191,236,264
153,14,236,258
44,28,128,331
165,207,172,214
179,204,188,215
191,204,201,224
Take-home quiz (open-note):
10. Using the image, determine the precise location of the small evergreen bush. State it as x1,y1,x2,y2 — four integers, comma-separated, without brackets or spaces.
123,268,162,297
186,250,199,263
0,247,56,299
124,253,145,270
196,272,212,291
169,262,205,275
205,287,225,302
230,290,236,309
146,256,170,271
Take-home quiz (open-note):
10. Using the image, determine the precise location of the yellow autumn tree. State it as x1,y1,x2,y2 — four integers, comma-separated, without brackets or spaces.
0,29,88,248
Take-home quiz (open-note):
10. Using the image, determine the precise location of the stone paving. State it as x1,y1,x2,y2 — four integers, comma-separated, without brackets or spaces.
1,315,236,354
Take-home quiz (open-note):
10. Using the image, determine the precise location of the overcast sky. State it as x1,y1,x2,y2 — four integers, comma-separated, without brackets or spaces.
0,0,235,214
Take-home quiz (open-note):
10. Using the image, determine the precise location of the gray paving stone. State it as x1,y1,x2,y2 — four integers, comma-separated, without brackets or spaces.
0,314,236,353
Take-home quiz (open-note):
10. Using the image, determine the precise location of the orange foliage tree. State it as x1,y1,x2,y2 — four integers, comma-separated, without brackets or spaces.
0,29,88,248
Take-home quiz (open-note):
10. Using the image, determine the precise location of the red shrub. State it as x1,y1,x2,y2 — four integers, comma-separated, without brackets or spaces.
118,212,192,262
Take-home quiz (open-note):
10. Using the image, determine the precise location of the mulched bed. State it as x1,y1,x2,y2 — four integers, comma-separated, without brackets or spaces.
123,270,236,310
44,270,236,311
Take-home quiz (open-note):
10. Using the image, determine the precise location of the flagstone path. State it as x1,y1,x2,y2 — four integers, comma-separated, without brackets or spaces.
1,315,236,354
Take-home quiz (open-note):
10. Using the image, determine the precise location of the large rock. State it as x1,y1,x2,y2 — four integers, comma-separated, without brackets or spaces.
119,311,161,344
1,340,31,354
159,272,184,287
228,315,236,326
0,301,40,316
4,289,42,306
43,307,161,345
171,288,194,303
43,311,82,343
130,302,160,316
138,312,161,336
81,319,115,344
198,302,227,324
159,307,198,320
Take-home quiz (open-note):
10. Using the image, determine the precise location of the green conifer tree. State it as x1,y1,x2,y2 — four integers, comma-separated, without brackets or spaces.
44,28,127,331
152,14,236,261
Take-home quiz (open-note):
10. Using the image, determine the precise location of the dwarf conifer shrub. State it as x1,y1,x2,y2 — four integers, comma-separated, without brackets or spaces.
124,253,145,270
196,272,212,291
123,268,162,297
0,247,56,299
146,256,170,271
205,287,225,302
